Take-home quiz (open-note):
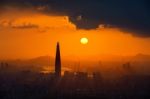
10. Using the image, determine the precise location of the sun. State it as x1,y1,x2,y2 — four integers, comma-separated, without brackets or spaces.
80,37,88,44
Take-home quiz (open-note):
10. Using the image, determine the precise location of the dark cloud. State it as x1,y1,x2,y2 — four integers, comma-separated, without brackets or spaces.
1,0,150,37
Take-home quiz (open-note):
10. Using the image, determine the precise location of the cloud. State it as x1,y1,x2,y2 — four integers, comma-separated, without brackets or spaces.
0,20,39,29
0,20,13,27
11,23,39,29
1,0,150,37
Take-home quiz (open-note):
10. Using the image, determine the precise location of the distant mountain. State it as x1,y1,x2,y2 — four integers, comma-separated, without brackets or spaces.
4,56,55,67
25,56,54,66
132,53,150,62
1,54,150,67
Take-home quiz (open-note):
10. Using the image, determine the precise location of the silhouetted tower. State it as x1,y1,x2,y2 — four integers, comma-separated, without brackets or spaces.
55,42,61,77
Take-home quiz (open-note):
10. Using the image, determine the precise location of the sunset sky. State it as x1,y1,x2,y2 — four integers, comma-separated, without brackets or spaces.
0,0,150,60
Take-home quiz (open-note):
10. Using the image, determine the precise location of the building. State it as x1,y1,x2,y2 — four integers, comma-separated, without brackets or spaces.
55,42,61,77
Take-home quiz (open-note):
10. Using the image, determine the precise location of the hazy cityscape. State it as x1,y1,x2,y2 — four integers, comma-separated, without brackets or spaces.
0,43,150,99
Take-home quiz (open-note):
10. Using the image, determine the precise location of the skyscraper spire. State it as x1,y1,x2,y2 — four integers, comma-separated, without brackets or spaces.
55,42,61,77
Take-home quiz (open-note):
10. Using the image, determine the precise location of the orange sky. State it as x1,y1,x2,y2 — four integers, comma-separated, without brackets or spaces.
0,9,150,60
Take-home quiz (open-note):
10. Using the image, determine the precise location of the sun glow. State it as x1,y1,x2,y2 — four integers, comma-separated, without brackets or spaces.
80,37,89,44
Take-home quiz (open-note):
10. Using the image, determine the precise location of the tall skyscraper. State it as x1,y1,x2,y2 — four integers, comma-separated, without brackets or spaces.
55,42,61,77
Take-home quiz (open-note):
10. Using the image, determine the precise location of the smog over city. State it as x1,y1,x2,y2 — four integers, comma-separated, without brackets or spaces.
0,0,150,99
